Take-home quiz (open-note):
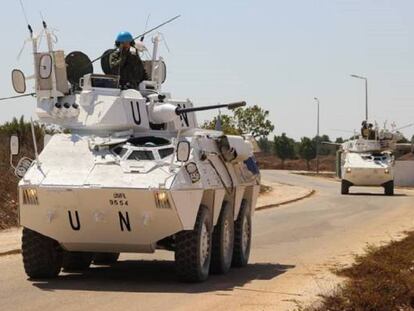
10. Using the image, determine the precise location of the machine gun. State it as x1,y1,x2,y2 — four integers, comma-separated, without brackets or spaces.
150,101,246,124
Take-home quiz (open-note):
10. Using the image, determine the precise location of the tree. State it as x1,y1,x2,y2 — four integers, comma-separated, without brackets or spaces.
313,134,333,156
257,137,272,154
273,133,295,168
298,137,316,171
201,114,241,135
335,137,344,144
233,105,274,138
397,135,409,143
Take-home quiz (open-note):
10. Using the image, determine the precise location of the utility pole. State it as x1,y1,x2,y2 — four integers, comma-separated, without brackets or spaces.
350,74,368,121
314,97,320,174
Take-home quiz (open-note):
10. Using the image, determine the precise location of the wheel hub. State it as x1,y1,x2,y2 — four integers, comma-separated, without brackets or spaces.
241,215,250,254
223,219,232,258
200,223,209,267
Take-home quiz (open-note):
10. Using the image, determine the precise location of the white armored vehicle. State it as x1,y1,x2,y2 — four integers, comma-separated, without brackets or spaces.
336,123,404,196
8,20,260,282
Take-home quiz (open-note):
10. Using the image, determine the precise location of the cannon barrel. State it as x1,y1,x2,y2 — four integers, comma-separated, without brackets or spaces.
150,101,246,124
176,101,246,115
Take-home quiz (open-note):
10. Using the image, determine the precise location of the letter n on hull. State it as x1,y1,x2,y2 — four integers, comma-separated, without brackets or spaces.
119,211,131,232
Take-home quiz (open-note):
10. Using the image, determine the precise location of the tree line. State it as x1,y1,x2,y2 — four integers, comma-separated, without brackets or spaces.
201,105,341,169
259,134,342,170
0,116,47,227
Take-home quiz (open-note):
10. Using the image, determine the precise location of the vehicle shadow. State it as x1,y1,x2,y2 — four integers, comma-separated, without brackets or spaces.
31,260,294,293
347,193,407,197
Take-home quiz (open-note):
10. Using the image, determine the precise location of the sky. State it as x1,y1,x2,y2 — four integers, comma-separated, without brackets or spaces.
1,0,414,140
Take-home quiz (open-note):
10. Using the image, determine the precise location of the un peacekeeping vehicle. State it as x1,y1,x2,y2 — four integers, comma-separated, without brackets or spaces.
8,19,261,282
336,124,404,196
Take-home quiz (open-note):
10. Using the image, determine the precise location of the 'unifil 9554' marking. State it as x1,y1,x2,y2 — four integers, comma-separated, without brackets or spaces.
109,192,129,206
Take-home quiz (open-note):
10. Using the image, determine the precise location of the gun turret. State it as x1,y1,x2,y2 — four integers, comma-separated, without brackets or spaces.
150,101,246,124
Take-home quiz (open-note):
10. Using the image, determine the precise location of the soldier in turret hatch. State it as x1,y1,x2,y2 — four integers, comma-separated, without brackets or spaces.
361,120,370,138
368,123,376,140
109,31,148,89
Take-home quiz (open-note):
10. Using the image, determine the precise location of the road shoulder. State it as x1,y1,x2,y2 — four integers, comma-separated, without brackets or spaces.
256,181,315,211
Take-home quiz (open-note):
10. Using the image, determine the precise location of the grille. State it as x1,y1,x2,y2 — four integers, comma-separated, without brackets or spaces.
22,188,39,205
154,191,171,209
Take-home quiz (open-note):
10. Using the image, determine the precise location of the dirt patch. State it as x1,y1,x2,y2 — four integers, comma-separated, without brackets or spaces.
260,184,272,194
398,153,414,161
301,231,414,311
255,152,336,172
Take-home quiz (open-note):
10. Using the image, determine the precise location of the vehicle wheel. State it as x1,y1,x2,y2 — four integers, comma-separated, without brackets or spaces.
232,199,251,268
211,202,234,274
341,180,349,195
93,252,120,265
175,205,212,282
62,252,93,271
22,227,63,279
384,181,394,196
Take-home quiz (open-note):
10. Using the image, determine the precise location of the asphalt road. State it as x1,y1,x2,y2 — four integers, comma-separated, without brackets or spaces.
1,170,414,311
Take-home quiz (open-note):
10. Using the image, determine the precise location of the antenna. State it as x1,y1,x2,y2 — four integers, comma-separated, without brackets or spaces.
395,123,414,132
133,15,181,42
18,0,30,28
159,32,171,53
87,15,181,67
17,0,33,38
141,13,151,42
0,93,35,101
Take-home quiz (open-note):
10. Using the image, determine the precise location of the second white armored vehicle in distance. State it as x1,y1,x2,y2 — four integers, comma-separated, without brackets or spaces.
337,124,405,196
9,20,261,282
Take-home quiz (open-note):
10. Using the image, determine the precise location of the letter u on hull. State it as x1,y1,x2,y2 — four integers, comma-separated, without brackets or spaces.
68,210,81,231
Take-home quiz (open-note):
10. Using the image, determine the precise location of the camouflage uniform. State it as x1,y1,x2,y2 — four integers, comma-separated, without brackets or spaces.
109,47,147,89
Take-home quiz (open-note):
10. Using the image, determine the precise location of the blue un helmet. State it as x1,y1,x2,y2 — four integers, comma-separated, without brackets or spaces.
115,31,134,45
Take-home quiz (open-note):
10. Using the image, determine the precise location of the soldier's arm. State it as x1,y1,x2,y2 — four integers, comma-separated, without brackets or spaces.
109,51,121,69
129,48,148,81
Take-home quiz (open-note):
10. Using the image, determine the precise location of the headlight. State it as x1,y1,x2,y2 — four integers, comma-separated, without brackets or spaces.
22,188,39,205
346,167,352,173
154,191,171,209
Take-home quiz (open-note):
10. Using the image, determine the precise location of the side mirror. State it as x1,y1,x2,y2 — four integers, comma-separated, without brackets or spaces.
11,69,26,94
176,141,190,162
39,54,52,79
143,60,167,84
154,60,167,84
10,135,19,156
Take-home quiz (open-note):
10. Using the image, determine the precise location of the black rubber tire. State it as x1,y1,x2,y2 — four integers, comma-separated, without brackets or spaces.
384,180,394,196
232,200,252,268
341,180,349,195
93,253,120,265
175,206,212,282
62,252,93,271
22,227,63,279
211,202,234,274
